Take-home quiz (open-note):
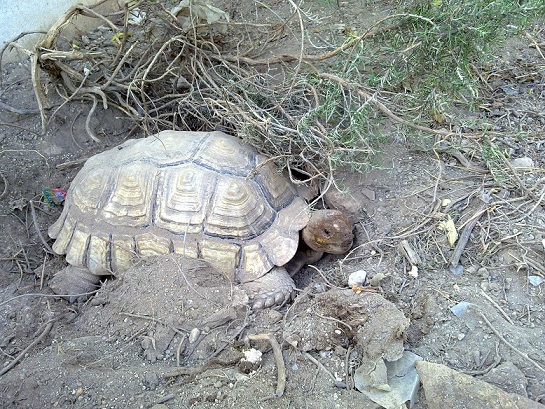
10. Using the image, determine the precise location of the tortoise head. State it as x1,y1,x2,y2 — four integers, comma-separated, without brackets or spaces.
302,209,353,254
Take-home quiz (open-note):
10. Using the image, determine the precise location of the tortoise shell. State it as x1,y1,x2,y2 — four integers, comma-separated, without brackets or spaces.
48,131,310,283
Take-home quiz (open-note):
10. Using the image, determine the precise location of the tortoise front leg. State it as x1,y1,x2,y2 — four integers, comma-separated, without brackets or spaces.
243,267,295,309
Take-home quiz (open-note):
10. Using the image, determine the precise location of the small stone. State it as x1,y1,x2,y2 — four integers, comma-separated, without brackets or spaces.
510,157,534,168
501,85,519,95
477,267,489,278
233,373,249,382
323,187,364,223
285,333,301,347
480,362,528,396
465,265,479,274
450,302,472,318
265,309,284,323
417,361,539,409
142,372,161,390
189,328,200,343
243,348,262,363
334,345,347,356
175,76,192,90
348,270,367,287
369,272,387,287
334,380,347,388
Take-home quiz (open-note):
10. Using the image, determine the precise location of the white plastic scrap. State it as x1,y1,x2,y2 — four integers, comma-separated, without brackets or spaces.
128,8,146,25
450,301,473,318
408,265,419,278
354,351,422,409
171,0,229,33
528,276,545,287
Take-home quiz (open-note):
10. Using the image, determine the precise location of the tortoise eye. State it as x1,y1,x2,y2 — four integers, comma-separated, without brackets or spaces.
323,228,331,236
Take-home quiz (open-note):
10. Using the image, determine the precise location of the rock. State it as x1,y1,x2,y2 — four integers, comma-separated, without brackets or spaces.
141,325,176,362
510,157,534,168
355,358,391,392
142,372,161,390
416,361,545,409
480,362,528,397
348,270,368,287
323,186,365,223
189,328,201,343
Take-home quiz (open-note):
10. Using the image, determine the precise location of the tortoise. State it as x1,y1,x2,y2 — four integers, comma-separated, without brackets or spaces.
48,130,354,308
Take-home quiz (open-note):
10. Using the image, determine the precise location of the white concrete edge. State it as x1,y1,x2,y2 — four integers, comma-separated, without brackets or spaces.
0,0,118,63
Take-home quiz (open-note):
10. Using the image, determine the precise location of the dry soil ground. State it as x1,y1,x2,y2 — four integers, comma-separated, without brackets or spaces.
1,1,545,408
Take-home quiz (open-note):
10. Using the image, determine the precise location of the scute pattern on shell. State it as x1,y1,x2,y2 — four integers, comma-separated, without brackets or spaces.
49,131,310,283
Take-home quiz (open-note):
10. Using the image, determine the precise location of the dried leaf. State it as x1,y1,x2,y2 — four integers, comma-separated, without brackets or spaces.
438,215,458,246
172,0,229,33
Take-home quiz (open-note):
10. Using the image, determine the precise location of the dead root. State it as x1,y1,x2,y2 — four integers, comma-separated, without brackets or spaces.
163,357,239,380
162,331,287,400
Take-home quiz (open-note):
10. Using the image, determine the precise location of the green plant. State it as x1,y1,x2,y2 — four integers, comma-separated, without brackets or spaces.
362,0,545,120
481,139,509,183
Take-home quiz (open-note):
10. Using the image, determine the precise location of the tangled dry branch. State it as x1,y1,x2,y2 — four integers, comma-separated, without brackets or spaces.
4,1,524,205
4,0,426,187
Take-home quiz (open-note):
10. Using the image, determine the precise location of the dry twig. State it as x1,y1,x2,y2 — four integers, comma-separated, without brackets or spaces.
29,200,55,254
0,170,7,200
248,333,286,398
475,308,545,373
4,0,394,186
0,320,55,376
163,357,239,379
449,200,488,268
303,351,337,382
120,312,186,336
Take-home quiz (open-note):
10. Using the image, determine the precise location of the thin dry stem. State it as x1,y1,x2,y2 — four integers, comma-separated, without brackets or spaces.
248,333,286,398
0,320,55,377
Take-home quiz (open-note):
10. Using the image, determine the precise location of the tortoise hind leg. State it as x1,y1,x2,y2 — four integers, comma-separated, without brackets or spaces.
244,267,295,309
49,266,102,303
